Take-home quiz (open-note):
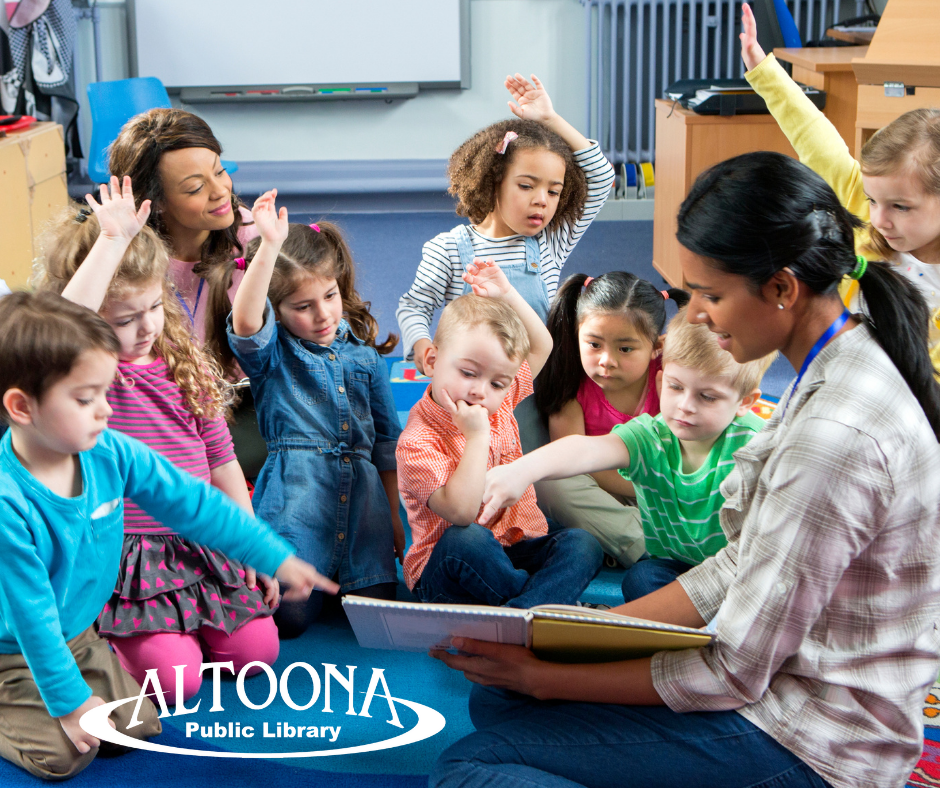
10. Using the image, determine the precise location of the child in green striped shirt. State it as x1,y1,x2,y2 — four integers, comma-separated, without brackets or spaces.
481,307,775,601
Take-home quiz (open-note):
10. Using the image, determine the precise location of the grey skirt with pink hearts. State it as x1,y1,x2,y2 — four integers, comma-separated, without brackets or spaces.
97,533,275,638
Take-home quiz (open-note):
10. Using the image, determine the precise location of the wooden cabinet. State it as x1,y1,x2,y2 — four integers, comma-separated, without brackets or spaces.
851,0,940,155
651,100,797,287
0,123,68,289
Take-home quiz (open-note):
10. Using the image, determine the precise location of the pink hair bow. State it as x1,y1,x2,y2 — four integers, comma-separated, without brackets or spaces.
495,131,518,155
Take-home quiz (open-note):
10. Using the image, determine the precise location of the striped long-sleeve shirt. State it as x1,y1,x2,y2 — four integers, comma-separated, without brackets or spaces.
396,141,615,359
107,358,236,535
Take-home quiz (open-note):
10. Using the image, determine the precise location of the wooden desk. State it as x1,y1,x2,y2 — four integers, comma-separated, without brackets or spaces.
773,46,867,152
652,100,797,287
851,0,940,156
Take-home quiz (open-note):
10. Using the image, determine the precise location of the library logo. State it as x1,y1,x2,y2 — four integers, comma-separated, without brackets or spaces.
80,660,445,758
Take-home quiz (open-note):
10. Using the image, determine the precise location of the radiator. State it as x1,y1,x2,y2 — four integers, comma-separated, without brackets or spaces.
584,0,867,166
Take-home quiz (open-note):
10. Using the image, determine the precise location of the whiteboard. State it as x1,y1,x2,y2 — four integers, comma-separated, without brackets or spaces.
129,0,467,90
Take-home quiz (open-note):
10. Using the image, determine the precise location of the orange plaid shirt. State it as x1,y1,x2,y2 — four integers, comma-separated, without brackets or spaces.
397,361,548,590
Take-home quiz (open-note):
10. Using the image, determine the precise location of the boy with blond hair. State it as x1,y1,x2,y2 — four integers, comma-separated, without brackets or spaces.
482,307,774,601
397,260,602,607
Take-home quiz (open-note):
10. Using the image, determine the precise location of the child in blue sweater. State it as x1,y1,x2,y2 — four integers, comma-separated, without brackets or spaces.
0,291,336,780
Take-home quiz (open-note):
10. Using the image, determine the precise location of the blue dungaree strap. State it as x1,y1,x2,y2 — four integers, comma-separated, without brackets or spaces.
453,225,550,454
453,225,550,322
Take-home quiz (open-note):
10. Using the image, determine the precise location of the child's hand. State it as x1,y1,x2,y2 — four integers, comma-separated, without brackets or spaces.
479,463,528,525
251,189,289,246
439,388,491,440
85,175,151,245
392,513,406,565
246,566,280,608
740,3,768,72
275,556,339,601
505,73,556,124
463,259,513,300
58,696,115,754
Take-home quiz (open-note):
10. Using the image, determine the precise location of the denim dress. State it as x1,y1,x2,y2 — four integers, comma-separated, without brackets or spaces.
227,303,401,591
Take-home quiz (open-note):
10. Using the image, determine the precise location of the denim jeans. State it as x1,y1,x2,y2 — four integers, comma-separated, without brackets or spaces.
430,686,833,788
413,523,602,608
620,556,694,602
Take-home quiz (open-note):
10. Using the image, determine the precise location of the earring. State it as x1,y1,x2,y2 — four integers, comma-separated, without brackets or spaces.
778,304,785,310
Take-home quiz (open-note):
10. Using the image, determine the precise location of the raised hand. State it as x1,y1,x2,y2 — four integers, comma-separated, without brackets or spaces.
85,175,151,244
275,555,339,601
462,258,512,299
505,73,556,124
479,461,529,525
439,387,490,440
740,3,767,73
252,188,289,246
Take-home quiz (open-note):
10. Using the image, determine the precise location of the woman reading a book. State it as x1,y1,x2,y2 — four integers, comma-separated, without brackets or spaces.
430,153,940,788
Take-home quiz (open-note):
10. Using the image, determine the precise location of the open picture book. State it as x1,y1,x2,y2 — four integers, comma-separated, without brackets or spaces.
342,597,712,663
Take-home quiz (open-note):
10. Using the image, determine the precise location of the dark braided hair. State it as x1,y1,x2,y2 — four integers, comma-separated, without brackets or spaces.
535,272,688,419
677,151,940,440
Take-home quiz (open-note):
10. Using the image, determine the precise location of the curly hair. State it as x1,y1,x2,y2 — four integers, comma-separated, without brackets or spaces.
243,221,397,354
447,119,588,229
33,204,233,420
860,108,940,261
108,107,247,375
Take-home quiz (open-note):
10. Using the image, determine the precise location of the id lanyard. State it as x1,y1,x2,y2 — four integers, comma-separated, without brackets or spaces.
780,308,850,418
175,278,205,329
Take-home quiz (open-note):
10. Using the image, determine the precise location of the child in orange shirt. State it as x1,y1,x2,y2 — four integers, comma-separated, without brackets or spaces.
397,260,602,607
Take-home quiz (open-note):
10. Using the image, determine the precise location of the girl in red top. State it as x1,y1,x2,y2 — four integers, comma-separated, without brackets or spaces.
534,272,688,566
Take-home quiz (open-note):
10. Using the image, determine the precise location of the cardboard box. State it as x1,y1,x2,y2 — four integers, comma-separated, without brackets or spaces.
0,122,68,289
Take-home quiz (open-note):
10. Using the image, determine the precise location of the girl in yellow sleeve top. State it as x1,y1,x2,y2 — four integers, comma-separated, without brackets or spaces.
739,3,940,374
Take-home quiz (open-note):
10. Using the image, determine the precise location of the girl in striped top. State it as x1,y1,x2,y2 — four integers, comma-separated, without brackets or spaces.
36,177,280,702
397,73,615,375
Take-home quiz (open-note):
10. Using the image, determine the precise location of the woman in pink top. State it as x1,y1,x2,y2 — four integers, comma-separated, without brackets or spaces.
534,272,688,566
109,108,257,378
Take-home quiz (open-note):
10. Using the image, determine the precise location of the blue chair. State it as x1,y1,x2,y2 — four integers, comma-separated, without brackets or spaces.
86,76,238,183
773,0,802,48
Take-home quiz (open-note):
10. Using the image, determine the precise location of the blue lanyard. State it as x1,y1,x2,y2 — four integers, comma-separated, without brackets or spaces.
175,278,205,329
781,308,850,417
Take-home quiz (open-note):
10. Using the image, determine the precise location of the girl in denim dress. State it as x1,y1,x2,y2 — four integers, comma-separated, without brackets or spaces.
228,190,404,637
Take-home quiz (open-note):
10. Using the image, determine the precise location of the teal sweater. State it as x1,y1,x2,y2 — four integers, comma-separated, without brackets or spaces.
0,429,293,718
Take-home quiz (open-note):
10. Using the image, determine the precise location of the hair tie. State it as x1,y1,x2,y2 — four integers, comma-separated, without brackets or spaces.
495,131,518,155
849,255,868,280
234,257,246,271
661,290,669,300
310,223,321,233
580,276,594,294
74,206,92,224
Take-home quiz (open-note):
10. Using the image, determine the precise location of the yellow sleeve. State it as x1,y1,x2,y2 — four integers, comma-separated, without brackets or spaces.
746,55,869,221
747,54,875,302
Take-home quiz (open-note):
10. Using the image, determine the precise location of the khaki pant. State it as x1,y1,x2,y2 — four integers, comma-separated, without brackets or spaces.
0,625,162,781
535,474,646,567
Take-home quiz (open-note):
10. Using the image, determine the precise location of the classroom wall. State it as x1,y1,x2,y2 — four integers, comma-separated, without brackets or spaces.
72,0,588,166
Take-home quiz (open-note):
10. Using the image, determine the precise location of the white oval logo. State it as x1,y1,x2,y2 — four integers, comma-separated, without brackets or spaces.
81,694,445,758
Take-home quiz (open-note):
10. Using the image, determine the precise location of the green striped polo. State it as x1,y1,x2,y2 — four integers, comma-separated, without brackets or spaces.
613,411,764,565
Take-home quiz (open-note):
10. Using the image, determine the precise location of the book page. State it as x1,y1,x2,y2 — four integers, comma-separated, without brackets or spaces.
530,604,709,636
343,598,531,652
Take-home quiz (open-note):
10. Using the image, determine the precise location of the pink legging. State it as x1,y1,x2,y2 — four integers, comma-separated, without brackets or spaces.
109,617,280,703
